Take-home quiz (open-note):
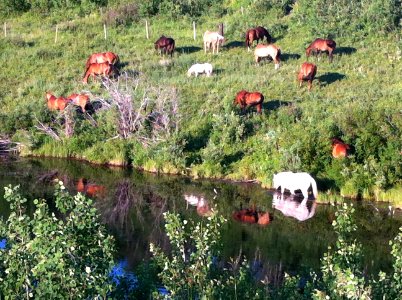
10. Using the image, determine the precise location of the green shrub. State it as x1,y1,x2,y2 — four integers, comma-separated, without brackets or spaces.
0,182,116,298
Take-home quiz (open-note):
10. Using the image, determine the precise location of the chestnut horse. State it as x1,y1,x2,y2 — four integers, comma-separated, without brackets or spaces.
298,62,317,91
85,52,119,69
331,138,350,158
82,62,119,84
254,44,281,69
203,31,225,54
306,38,336,62
77,178,105,198
245,26,271,51
67,93,90,112
46,92,71,111
154,35,175,57
234,90,264,114
232,208,271,226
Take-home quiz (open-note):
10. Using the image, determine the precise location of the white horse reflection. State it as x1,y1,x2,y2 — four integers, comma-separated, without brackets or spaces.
183,193,213,217
272,192,317,221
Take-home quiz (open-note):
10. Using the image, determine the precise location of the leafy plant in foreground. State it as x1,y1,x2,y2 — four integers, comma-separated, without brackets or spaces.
0,181,116,298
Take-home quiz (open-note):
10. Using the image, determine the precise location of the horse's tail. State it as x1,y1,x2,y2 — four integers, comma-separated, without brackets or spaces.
85,55,93,70
311,177,318,199
276,48,281,62
245,31,250,47
114,54,120,67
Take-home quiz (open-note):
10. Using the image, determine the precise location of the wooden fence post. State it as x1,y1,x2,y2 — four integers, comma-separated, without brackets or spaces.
4,22,6,37
241,6,244,15
104,24,107,40
54,25,58,44
193,21,196,40
145,20,149,39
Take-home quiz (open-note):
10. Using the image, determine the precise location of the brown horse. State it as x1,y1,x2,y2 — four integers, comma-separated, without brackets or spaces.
331,138,350,158
77,178,106,198
45,92,72,111
298,62,317,91
234,90,264,114
85,52,119,69
254,44,281,69
154,35,175,57
245,26,271,51
232,208,271,226
82,62,119,84
306,38,336,62
67,93,90,112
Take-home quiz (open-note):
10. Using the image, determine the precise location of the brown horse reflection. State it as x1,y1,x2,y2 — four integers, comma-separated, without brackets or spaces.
272,192,316,221
77,178,106,197
232,207,271,226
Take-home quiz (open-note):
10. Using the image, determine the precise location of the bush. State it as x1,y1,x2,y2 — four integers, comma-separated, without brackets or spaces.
0,182,116,298
103,3,140,26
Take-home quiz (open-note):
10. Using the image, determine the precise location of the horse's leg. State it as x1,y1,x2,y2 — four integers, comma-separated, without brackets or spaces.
329,49,333,63
257,103,262,114
308,80,312,91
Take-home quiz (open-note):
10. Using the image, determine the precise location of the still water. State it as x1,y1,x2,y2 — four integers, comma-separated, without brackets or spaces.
0,156,401,283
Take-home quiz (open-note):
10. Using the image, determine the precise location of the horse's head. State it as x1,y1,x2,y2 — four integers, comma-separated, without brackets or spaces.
45,92,55,101
234,90,247,106
306,47,312,57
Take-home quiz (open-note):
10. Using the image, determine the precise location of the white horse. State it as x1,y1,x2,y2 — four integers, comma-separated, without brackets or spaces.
187,63,213,77
273,192,317,221
203,31,225,54
254,44,281,69
272,171,318,199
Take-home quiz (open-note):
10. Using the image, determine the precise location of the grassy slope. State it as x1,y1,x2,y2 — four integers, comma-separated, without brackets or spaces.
0,8,401,204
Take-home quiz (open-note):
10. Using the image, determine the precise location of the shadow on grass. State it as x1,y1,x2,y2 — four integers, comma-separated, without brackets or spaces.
263,100,292,111
335,46,357,55
223,151,245,166
318,72,346,86
281,53,301,61
225,40,244,49
176,46,202,54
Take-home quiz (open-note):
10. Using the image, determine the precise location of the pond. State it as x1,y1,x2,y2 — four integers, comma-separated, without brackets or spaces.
0,156,401,284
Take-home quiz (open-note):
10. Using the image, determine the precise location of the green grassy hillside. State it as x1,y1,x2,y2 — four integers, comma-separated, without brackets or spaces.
0,2,401,205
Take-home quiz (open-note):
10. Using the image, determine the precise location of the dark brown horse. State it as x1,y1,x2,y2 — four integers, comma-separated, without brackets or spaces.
234,90,264,113
82,62,119,84
245,26,271,51
298,62,317,91
154,35,175,57
331,138,350,158
85,52,119,69
306,38,336,62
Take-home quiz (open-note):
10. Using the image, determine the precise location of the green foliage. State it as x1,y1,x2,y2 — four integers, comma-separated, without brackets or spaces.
0,182,116,298
292,0,401,37
150,211,266,299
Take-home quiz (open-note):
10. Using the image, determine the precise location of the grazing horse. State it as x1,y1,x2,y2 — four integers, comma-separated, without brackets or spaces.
273,171,318,200
154,35,175,57
254,44,281,69
67,93,90,112
77,178,105,198
203,31,225,54
298,62,317,91
331,138,350,158
234,90,264,113
273,192,317,222
46,92,72,111
232,207,271,226
306,38,336,62
187,63,213,77
245,26,271,51
85,52,119,69
82,62,119,84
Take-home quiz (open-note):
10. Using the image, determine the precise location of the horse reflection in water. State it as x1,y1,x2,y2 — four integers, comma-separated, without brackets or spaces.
232,206,271,226
272,192,317,221
183,193,213,217
76,178,106,198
